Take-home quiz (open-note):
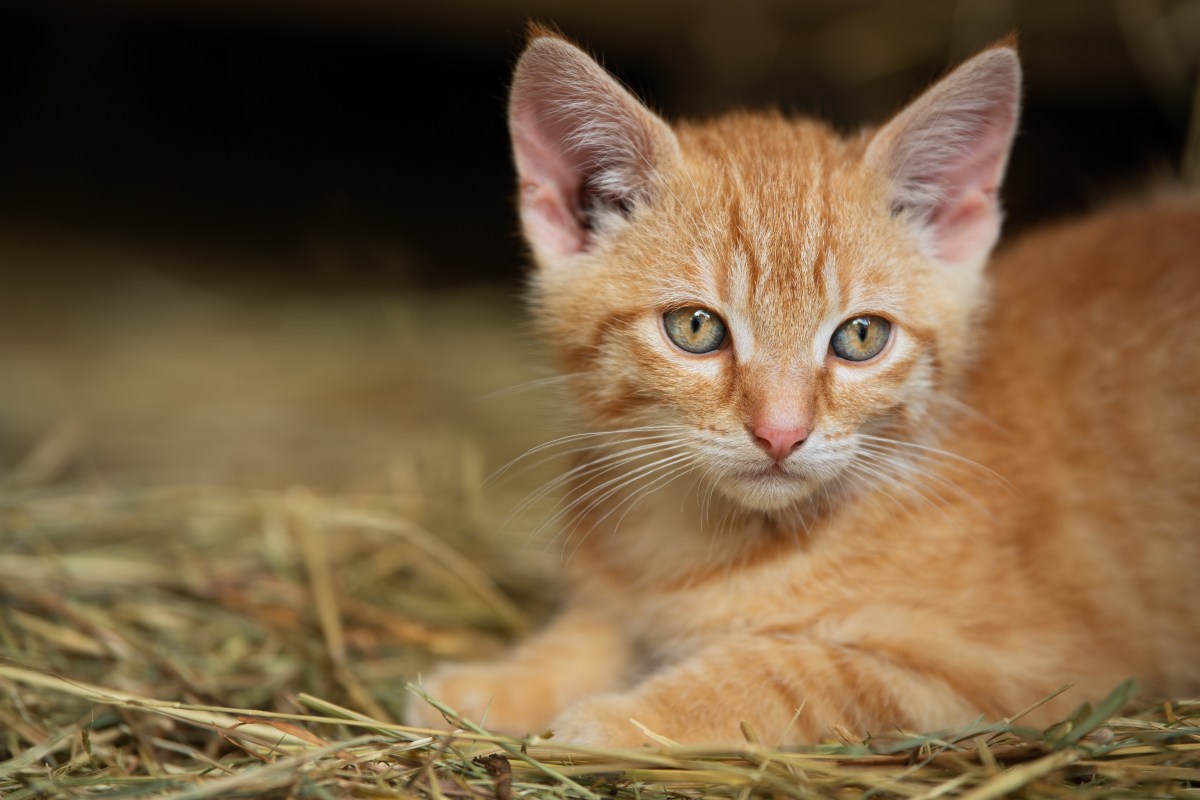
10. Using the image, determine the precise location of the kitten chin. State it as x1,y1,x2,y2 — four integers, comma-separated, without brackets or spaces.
721,476,823,516
716,450,841,514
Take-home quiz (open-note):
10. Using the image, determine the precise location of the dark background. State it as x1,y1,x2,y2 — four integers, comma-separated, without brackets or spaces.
1,0,1197,297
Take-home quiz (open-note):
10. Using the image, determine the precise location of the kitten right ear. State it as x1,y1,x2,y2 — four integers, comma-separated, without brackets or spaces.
509,30,679,264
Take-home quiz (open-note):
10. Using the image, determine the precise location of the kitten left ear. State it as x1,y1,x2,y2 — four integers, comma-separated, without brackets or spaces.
866,44,1021,269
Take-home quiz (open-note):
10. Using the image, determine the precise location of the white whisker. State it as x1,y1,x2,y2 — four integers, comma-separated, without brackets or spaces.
565,460,700,564
554,452,695,559
491,431,684,488
488,424,689,484
857,433,1015,493
471,374,572,402
507,440,693,541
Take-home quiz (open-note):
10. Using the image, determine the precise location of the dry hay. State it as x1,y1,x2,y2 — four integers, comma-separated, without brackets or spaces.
0,250,1198,798
2,480,1198,800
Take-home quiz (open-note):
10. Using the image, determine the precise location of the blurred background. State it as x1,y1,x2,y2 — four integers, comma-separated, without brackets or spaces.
0,0,1198,489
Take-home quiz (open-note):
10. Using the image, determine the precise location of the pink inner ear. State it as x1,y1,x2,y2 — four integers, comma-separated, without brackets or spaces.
928,120,1014,263
512,118,588,256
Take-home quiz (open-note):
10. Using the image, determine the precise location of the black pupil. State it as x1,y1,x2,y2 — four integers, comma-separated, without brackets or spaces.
690,312,705,334
854,319,869,342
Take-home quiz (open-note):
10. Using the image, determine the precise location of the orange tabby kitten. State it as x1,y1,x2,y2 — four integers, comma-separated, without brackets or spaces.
408,29,1200,747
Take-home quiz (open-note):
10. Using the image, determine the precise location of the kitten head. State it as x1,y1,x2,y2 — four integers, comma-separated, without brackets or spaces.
510,29,1021,515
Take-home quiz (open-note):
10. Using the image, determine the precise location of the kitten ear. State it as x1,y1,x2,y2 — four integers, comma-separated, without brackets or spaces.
509,30,679,264
866,44,1021,269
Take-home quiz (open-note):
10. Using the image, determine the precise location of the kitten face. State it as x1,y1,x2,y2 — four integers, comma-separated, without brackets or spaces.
534,118,967,514
514,34,1018,519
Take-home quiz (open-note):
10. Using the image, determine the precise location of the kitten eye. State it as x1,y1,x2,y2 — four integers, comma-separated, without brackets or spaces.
663,307,727,354
831,315,891,362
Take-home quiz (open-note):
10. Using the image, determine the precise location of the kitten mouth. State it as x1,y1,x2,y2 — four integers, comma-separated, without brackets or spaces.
724,463,779,486
745,462,790,479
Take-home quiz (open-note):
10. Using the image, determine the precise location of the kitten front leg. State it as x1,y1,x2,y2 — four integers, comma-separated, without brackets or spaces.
549,634,1013,748
406,606,631,736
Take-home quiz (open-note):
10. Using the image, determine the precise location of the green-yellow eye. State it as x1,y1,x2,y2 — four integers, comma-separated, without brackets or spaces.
663,307,727,354
831,315,891,362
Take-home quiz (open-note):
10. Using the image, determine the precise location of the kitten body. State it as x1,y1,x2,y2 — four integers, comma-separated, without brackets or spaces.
410,32,1200,746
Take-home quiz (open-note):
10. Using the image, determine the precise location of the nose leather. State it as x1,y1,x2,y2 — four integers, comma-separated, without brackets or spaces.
752,424,808,461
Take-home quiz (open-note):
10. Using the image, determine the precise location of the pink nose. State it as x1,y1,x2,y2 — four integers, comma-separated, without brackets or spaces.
752,424,809,461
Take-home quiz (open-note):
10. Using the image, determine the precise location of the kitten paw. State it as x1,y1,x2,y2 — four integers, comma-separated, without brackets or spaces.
549,694,659,749
404,663,558,736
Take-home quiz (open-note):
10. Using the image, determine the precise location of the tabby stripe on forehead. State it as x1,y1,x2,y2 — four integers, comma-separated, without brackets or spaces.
710,176,748,311
727,185,762,303
806,138,837,308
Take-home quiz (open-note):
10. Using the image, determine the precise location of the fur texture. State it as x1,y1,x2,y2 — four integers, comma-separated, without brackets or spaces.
408,31,1200,747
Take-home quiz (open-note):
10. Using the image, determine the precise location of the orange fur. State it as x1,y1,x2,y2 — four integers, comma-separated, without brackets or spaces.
408,34,1200,747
